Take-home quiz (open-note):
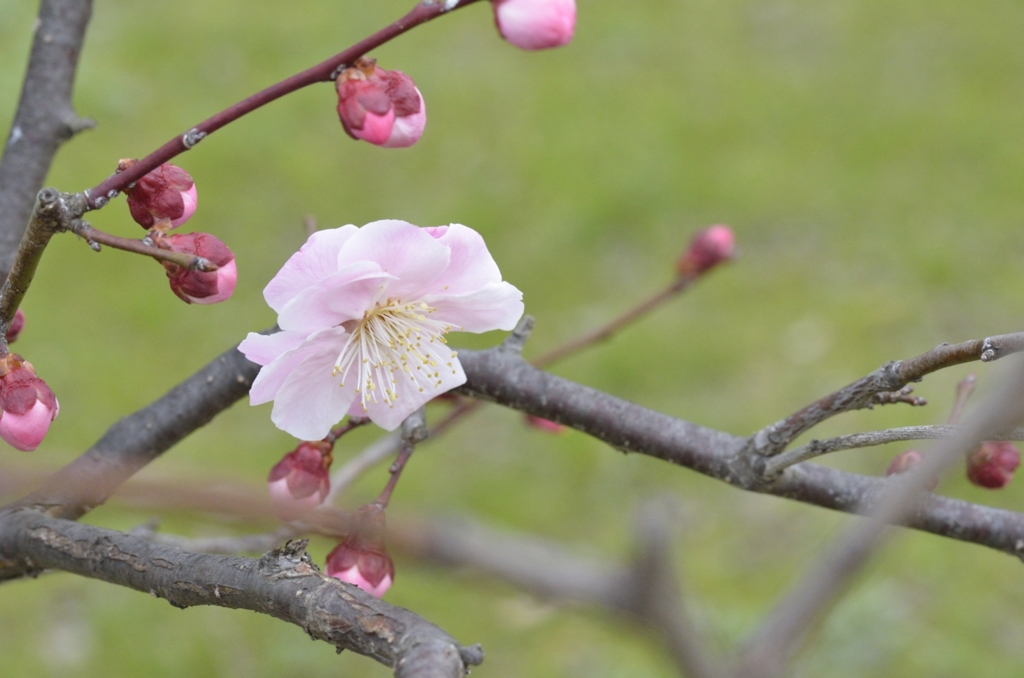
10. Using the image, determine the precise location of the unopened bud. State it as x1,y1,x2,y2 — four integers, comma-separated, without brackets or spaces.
525,414,564,434
121,160,198,230
267,441,332,520
885,449,939,490
335,59,426,148
676,225,735,277
5,309,26,344
160,232,237,305
967,441,1021,489
492,0,576,50
326,503,394,598
0,353,58,451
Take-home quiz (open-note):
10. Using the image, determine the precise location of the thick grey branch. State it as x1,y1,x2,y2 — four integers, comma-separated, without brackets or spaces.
0,510,480,677
455,345,1024,557
11,336,264,520
736,357,1024,678
0,0,94,277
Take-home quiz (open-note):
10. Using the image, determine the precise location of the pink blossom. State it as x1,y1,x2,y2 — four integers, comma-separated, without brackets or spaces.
240,220,523,439
336,60,426,148
676,225,735,277
0,353,58,451
267,441,332,521
161,232,238,305
122,161,198,230
326,503,394,598
492,0,576,51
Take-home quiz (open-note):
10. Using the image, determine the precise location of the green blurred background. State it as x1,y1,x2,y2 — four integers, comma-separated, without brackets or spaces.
3,0,1024,675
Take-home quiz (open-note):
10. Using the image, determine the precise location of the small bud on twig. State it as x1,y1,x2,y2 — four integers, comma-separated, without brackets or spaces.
335,59,426,148
326,502,394,597
967,441,1021,489
491,0,576,50
120,160,198,231
676,225,735,278
267,441,333,520
0,353,58,451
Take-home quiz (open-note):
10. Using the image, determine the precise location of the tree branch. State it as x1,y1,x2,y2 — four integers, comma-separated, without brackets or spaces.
747,332,1024,457
0,0,94,278
0,509,483,677
762,424,1024,477
82,0,484,209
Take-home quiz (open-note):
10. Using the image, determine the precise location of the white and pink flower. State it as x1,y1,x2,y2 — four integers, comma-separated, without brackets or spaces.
240,220,523,439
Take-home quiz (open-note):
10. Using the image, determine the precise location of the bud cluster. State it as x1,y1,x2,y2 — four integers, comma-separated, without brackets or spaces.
336,59,426,148
0,353,58,451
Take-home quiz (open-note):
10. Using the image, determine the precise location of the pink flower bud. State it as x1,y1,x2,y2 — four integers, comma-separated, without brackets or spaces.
886,449,923,476
335,59,426,148
885,449,939,490
326,503,394,598
967,441,1021,489
492,0,576,51
267,441,332,520
676,225,735,277
121,160,198,230
0,353,58,451
525,414,564,434
161,232,237,305
5,309,26,344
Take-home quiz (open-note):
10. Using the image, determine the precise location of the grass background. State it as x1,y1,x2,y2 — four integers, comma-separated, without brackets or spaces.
2,0,1024,675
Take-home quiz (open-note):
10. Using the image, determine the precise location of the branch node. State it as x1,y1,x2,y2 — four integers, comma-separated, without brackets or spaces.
401,408,429,444
181,128,207,149
459,644,485,666
502,315,534,354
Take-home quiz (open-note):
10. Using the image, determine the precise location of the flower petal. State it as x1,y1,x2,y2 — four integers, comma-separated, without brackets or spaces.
356,347,467,431
248,327,343,406
423,281,524,333
336,220,450,300
264,226,359,312
271,329,356,440
276,261,392,334
419,223,503,296
239,330,305,367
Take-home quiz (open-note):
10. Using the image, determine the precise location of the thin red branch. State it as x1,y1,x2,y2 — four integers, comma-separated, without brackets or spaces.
83,0,484,209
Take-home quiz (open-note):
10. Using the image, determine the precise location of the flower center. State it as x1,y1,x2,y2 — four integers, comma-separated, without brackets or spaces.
333,298,458,411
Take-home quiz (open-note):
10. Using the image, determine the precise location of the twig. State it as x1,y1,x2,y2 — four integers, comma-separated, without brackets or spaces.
0,0,94,278
70,220,218,271
82,0,485,209
532,277,693,368
948,373,977,425
736,358,1024,678
748,332,1024,457
0,510,483,677
375,409,428,508
761,424,1024,478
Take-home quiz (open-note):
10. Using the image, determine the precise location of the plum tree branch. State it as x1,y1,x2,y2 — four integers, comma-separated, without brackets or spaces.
82,0,484,210
762,424,1024,477
747,332,1024,457
0,509,482,678
0,0,94,279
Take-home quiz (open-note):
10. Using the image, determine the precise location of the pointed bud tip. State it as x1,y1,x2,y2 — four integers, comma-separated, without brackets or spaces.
267,441,332,520
676,224,735,277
